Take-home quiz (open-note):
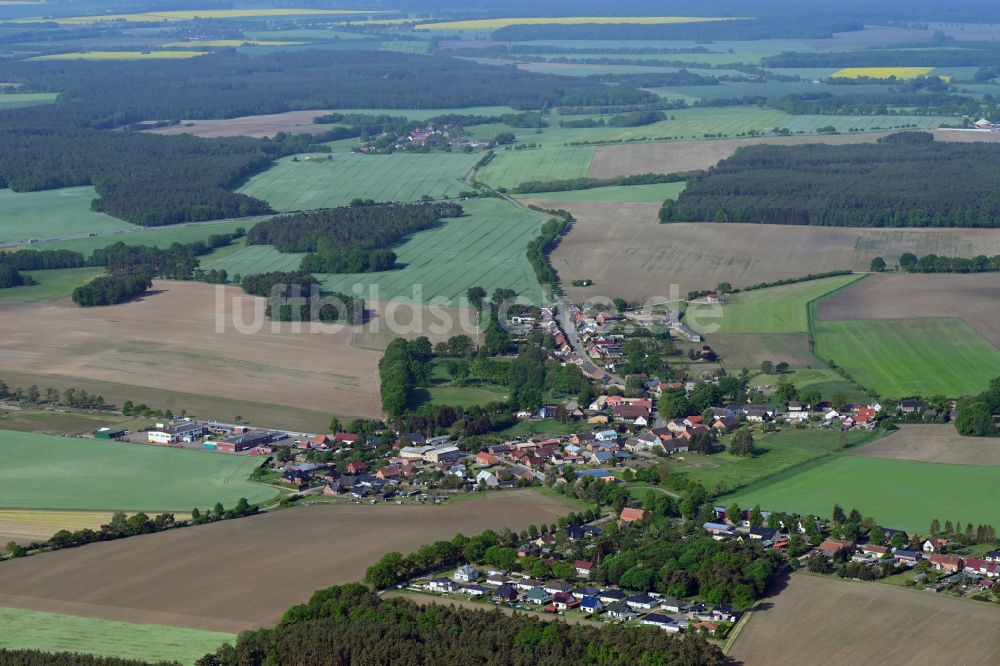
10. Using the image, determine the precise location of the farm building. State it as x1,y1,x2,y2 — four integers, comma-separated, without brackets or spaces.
212,430,285,453
147,420,206,445
93,427,127,440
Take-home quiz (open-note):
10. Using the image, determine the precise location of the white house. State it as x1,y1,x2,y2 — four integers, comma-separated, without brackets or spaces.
476,470,499,488
454,565,479,583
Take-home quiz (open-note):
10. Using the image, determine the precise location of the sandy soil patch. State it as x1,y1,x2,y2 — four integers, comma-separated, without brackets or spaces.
851,424,1000,466
0,281,383,424
731,573,1000,666
144,110,332,138
545,202,1000,302
817,273,1000,347
0,491,578,632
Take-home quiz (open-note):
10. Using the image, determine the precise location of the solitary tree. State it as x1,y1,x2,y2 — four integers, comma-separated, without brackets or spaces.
870,257,887,272
729,428,755,457
760,361,774,375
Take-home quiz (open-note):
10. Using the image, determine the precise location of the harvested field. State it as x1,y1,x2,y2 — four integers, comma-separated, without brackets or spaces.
0,510,118,546
731,573,1000,665
0,490,579,632
817,273,1000,347
0,281,383,426
851,424,1000,466
549,203,1000,302
145,110,333,138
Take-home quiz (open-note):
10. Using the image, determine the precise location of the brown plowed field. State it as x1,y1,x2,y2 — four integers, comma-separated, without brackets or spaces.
817,272,1000,346
144,110,333,138
0,491,579,632
731,573,1000,665
546,203,1000,302
0,281,383,426
850,424,1000,466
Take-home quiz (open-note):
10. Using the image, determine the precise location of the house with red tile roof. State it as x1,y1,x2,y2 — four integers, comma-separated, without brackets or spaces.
619,507,646,524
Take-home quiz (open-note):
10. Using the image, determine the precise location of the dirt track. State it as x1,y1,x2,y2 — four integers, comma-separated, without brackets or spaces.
817,273,1000,347
144,110,332,138
851,424,1000,466
0,491,579,633
731,573,1000,665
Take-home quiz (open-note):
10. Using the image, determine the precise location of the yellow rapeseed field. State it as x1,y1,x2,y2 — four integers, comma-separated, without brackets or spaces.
830,67,935,80
413,16,741,30
32,51,209,60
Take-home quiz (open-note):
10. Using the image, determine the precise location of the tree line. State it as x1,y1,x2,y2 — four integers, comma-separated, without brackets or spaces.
898,252,1000,273
661,132,1000,228
239,271,364,323
0,379,107,411
763,44,1000,69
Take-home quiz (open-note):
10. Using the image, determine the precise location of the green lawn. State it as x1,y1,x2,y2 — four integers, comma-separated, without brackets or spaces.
515,182,685,202
412,385,509,408
673,429,875,495
0,92,58,109
0,187,135,244
0,266,105,302
316,197,549,305
723,455,1000,534
0,607,232,666
814,318,1000,398
477,145,595,191
499,418,579,437
0,431,276,511
238,152,482,211
691,274,862,334
202,244,305,276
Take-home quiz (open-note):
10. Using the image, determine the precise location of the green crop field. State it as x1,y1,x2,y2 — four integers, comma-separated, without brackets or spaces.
477,145,595,190
0,266,105,302
0,92,58,109
202,244,305,276
0,607,232,665
0,431,276,511
316,198,548,305
814,318,1000,398
516,182,685,202
0,187,135,244
691,274,862,335
11,218,256,254
238,152,481,211
670,429,875,495
723,455,1000,533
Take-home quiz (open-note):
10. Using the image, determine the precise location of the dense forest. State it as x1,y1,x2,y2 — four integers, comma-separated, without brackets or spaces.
204,583,724,666
240,271,364,323
248,202,461,273
71,273,152,307
660,132,1000,227
0,651,172,666
763,44,1000,68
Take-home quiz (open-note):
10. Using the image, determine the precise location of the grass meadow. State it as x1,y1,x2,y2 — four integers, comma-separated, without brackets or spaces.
724,455,1000,533
0,431,275,511
0,266,105,302
238,151,481,211
689,274,862,335
813,318,1000,398
316,198,549,305
0,187,134,243
11,219,255,254
0,607,233,665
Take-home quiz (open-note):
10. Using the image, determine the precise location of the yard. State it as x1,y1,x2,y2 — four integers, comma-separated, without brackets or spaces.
0,430,276,512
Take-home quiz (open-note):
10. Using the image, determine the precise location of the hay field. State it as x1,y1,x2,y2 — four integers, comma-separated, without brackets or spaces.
723,455,1000,534
549,202,1000,302
31,50,207,60
731,574,1000,665
0,281,384,424
238,152,481,211
0,491,579,632
0,430,276,512
0,187,134,244
145,109,335,139
317,198,549,305
831,66,935,79
817,273,1000,347
0,607,232,666
0,267,105,302
201,245,303,276
413,16,739,30
814,319,1000,398
851,424,1000,466
0,509,119,546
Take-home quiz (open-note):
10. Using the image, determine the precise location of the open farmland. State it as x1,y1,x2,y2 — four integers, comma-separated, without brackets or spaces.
831,66,935,79
817,273,1000,347
730,573,1000,665
15,8,383,24
0,267,105,302
0,92,57,109
851,424,1000,466
0,607,233,666
0,430,276,512
0,281,384,427
702,333,821,370
0,187,134,244
688,274,862,335
8,218,260,254
477,145,595,191
518,182,685,203
549,202,1000,302
0,510,121,546
413,16,739,30
723,455,1000,534
813,319,1000,398
201,244,304,276
31,50,208,60
238,152,481,211
0,490,579,632
146,110,338,139
317,198,549,305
